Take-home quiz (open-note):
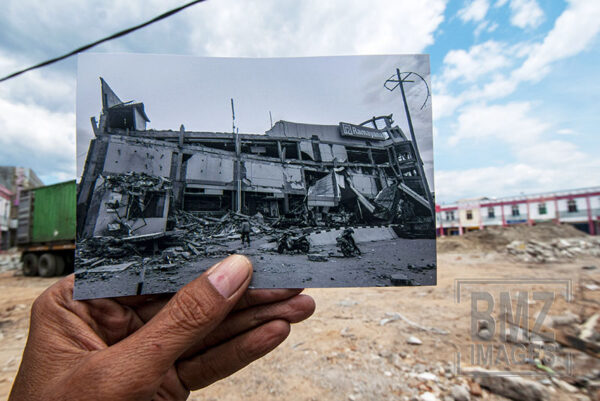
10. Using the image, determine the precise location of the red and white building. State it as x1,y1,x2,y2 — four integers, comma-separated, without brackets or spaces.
0,185,13,250
436,187,600,236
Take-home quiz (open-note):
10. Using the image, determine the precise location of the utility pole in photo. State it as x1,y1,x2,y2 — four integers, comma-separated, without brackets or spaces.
232,98,242,213
384,68,435,219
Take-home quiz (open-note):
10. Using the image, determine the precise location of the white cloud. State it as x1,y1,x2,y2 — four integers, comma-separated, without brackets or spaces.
557,128,576,135
436,164,549,200
514,139,585,167
487,22,498,32
436,157,600,201
432,0,600,201
458,0,490,23
449,101,549,145
0,51,75,112
437,101,599,201
433,0,600,118
0,98,75,181
475,74,518,99
441,41,512,83
432,41,525,115
508,0,544,29
474,21,488,37
189,0,448,57
432,93,463,119
1,0,449,62
0,50,76,182
514,0,600,82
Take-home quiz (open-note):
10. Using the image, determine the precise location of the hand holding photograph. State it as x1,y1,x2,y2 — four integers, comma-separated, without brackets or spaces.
75,53,436,299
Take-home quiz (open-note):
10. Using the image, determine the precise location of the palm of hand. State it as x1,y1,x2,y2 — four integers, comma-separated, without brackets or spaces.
10,273,314,401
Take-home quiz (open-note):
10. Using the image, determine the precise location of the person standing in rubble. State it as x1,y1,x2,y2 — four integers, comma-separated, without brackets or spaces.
240,218,251,247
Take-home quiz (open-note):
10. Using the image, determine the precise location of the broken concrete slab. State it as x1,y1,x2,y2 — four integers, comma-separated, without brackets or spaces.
507,237,600,263
463,367,549,401
82,262,135,273
391,273,413,286
307,253,329,262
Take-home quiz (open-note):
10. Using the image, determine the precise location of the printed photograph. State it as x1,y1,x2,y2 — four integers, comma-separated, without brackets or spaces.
75,53,436,299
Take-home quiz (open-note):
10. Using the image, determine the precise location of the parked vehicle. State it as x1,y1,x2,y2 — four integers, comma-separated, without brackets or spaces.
18,180,76,277
336,228,361,257
277,232,310,254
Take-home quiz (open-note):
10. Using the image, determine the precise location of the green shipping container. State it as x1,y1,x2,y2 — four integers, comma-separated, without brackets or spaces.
31,180,76,243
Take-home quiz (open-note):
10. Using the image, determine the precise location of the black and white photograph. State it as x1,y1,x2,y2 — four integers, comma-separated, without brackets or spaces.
75,53,436,299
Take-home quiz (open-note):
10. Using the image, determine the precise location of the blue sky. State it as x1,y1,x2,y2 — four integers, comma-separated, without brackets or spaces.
0,0,598,203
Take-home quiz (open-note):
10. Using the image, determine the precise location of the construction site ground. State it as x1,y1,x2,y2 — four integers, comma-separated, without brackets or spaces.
1,225,600,400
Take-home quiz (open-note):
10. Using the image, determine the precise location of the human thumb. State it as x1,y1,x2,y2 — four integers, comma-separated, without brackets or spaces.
109,254,252,377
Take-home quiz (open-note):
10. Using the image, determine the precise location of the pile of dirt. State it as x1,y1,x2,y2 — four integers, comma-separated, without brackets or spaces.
507,237,600,263
437,222,588,253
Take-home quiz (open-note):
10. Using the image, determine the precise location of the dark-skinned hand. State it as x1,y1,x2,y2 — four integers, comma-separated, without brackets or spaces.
9,254,315,400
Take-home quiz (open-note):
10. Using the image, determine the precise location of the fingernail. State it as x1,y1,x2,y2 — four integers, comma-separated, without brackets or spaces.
208,255,251,298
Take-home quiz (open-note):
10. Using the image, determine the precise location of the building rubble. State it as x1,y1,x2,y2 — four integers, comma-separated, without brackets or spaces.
0,249,21,272
75,177,420,272
506,237,600,263
76,204,281,272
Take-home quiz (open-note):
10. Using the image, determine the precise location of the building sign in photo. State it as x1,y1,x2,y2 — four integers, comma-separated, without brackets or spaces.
339,122,387,141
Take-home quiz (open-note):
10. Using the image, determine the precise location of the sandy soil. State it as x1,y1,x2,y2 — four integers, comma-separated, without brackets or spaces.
1,251,599,400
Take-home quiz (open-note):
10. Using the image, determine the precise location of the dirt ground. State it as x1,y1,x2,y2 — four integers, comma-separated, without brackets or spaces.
1,246,599,400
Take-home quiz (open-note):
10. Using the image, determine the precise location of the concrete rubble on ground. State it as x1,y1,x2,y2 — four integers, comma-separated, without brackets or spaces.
77,207,282,272
406,336,422,345
506,237,600,263
380,311,449,335
76,195,375,275
463,367,549,401
0,250,21,272
464,290,600,401
437,222,590,254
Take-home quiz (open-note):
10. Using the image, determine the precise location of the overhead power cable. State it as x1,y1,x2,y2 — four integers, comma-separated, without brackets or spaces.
0,0,207,83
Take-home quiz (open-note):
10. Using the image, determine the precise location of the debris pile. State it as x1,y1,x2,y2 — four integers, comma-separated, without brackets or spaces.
102,171,172,193
77,171,421,274
77,208,290,271
463,367,549,401
507,237,600,263
170,210,274,240
0,250,21,272
98,172,173,237
437,222,589,254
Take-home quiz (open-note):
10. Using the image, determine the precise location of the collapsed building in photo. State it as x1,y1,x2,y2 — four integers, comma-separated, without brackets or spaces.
77,78,435,243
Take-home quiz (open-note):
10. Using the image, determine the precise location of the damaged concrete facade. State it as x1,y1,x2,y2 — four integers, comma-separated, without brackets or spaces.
78,78,435,239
